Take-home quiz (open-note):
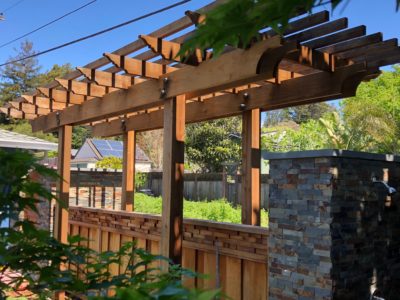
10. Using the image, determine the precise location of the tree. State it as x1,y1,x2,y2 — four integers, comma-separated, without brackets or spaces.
96,156,123,169
36,63,73,86
0,41,78,143
341,65,400,154
185,117,241,172
318,111,368,150
263,110,289,127
72,125,91,149
262,118,328,152
263,103,336,127
181,0,400,55
136,130,164,170
0,121,57,143
0,40,41,105
286,102,336,124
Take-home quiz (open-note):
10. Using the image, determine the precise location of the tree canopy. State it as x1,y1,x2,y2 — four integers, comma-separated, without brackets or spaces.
262,66,400,154
0,41,92,147
0,41,40,105
185,117,242,172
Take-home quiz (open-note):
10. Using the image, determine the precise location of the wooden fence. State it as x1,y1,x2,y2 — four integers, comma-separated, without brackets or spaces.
58,169,270,210
144,172,270,207
69,206,268,300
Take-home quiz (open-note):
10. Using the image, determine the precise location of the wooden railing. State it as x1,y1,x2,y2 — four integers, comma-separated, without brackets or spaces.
69,207,268,300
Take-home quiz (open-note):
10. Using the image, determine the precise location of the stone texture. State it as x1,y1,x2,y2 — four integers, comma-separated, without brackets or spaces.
268,154,400,300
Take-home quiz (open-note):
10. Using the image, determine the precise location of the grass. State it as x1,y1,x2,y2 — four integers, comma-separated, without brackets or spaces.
134,193,268,227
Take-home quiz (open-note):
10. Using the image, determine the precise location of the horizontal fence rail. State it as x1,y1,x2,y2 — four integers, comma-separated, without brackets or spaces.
69,206,268,300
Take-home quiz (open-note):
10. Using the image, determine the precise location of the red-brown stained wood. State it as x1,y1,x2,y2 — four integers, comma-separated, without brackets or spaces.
120,235,133,274
203,252,217,289
243,260,268,300
182,248,196,288
54,125,72,244
241,109,261,226
109,232,121,276
161,95,185,268
224,256,242,300
121,130,136,211
54,125,72,300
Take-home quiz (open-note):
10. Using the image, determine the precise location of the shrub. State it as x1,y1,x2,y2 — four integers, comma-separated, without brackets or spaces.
0,150,217,299
134,193,269,227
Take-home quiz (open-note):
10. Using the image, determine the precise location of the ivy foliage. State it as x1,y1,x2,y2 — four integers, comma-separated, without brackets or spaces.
0,150,217,299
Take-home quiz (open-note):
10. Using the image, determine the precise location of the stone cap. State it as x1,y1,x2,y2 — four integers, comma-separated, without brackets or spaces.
263,149,400,163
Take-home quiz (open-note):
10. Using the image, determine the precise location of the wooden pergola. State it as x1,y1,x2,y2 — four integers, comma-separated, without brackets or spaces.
2,0,399,270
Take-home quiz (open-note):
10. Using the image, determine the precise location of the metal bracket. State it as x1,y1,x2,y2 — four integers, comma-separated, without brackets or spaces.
160,77,169,98
56,111,61,126
120,119,127,132
240,92,250,111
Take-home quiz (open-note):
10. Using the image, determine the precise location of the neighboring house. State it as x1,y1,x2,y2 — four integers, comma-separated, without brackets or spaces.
0,129,58,152
72,139,152,172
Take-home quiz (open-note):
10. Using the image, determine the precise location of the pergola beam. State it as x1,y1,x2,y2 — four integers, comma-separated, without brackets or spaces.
9,101,51,115
22,95,68,110
302,25,366,49
55,78,120,97
318,32,383,54
91,64,366,137
77,67,143,89
31,37,293,132
105,53,178,79
38,87,89,104
27,1,222,93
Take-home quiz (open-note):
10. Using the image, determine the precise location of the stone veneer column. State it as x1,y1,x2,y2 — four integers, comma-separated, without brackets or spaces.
267,150,400,300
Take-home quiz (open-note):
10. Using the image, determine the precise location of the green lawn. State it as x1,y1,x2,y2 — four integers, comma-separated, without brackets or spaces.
134,193,268,227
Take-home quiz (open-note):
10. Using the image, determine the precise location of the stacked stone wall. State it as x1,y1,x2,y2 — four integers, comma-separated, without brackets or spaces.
267,151,400,300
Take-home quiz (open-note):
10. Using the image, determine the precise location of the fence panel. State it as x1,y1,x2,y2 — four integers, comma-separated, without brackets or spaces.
69,207,268,300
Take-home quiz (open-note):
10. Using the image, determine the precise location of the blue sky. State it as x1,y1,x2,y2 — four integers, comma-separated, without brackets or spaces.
0,0,398,71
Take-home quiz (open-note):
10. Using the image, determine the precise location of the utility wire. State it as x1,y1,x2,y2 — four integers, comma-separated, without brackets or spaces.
0,0,191,67
0,0,97,49
1,0,25,13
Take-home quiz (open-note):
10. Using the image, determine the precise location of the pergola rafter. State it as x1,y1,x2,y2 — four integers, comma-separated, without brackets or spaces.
1,0,399,275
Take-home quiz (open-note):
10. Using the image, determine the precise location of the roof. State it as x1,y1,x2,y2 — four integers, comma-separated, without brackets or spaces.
73,139,151,163
0,129,57,151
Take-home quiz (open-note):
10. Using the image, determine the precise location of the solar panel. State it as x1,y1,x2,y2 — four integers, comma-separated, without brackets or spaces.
92,140,111,150
108,140,123,150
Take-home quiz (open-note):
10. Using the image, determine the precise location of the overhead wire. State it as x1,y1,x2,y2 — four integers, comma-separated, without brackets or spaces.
1,0,26,13
0,0,98,49
0,0,191,67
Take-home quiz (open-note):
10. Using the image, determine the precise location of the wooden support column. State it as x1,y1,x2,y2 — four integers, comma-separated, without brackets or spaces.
54,125,72,242
54,125,72,300
121,130,136,211
161,95,185,268
241,109,261,226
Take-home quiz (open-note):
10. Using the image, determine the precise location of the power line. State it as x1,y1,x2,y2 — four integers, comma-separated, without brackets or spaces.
0,0,191,67
0,0,97,49
1,0,25,13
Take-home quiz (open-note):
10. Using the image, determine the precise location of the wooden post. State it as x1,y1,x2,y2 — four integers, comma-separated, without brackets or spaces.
54,125,72,300
161,95,185,268
54,125,72,242
121,130,136,211
241,109,261,226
